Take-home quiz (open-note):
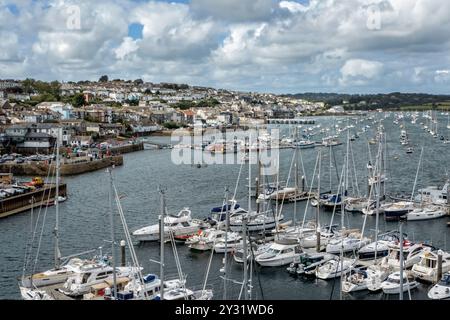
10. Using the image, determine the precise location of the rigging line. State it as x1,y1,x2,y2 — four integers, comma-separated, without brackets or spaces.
328,162,346,232
349,137,361,197
301,151,320,230
31,163,57,276
23,147,56,275
360,141,382,241
112,180,148,300
277,148,297,221
232,157,245,201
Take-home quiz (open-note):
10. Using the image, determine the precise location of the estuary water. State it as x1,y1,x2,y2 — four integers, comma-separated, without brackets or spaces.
1,114,449,300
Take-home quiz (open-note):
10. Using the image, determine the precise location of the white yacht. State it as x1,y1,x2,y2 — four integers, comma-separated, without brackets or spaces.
342,268,369,293
406,205,447,221
315,257,354,280
229,211,283,232
213,232,242,253
366,265,391,292
325,233,371,254
427,273,450,300
380,272,418,294
358,231,403,261
59,263,140,297
255,240,303,267
186,229,225,251
287,252,335,276
381,242,431,270
414,181,449,205
412,250,450,283
19,257,86,289
19,287,54,300
299,225,338,249
233,242,272,264
132,208,201,242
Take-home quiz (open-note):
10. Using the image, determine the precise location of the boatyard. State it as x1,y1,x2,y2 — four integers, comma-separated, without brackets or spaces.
1,112,449,301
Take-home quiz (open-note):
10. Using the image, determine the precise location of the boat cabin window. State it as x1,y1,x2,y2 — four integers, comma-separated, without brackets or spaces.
82,273,91,284
425,259,437,268
387,278,400,284
281,249,293,254
268,249,281,255
96,271,113,280
181,222,190,227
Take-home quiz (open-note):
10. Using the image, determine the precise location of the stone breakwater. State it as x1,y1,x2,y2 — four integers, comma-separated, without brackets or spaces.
0,156,123,176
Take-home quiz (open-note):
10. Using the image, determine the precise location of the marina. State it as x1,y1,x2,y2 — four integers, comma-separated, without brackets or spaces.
1,113,450,300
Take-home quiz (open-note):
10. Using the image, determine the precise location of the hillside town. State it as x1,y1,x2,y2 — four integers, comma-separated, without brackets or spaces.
0,77,327,155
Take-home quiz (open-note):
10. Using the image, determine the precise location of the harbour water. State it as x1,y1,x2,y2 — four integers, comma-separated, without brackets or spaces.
1,115,449,300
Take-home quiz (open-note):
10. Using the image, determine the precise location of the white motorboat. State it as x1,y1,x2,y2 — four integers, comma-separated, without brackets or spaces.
414,181,449,205
213,232,242,253
315,258,354,280
186,229,226,251
358,231,403,261
114,274,188,300
132,208,201,242
381,242,432,270
233,242,272,263
255,240,303,267
406,206,447,221
427,273,450,300
325,233,371,254
296,140,316,149
412,250,450,283
287,252,335,276
299,225,339,249
381,272,418,294
229,211,283,232
59,263,140,297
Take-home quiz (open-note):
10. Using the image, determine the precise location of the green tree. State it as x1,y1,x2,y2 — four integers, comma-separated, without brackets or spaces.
72,93,86,108
99,75,109,82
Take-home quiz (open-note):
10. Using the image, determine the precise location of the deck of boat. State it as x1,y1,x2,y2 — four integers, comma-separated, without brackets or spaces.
39,284,74,300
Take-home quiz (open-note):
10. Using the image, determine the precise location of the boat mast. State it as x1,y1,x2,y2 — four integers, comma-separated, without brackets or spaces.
242,215,249,300
247,136,252,214
54,128,61,270
399,222,404,301
294,126,298,226
159,188,166,300
222,188,229,300
316,149,322,253
108,169,117,299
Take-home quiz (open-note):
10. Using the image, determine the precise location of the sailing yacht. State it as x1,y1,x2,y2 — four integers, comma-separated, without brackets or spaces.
358,231,404,261
229,210,283,232
427,273,450,300
315,257,354,280
59,264,141,297
325,232,371,255
383,201,415,221
406,205,447,221
132,208,201,242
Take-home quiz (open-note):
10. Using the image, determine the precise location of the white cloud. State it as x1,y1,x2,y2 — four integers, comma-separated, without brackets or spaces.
1,0,450,93
340,59,383,85
115,37,139,60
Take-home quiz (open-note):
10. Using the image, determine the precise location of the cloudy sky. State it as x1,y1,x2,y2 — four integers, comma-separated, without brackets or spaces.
1,0,450,94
